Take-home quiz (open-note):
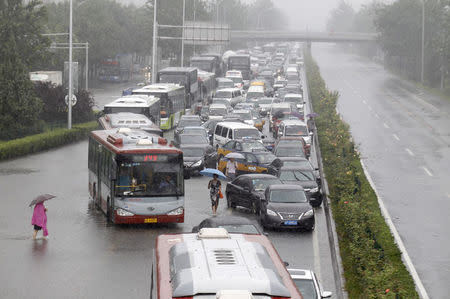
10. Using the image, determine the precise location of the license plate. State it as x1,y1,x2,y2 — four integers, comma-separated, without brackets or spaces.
144,218,157,223
284,220,298,226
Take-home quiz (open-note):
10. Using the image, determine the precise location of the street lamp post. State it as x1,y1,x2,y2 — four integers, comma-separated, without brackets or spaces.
68,0,73,129
151,0,158,84
181,0,186,67
421,0,425,84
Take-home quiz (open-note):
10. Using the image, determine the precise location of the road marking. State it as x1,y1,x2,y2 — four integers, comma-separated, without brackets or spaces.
383,122,390,129
360,161,430,299
393,134,400,141
312,220,321,279
423,167,433,177
374,113,380,119
405,148,415,156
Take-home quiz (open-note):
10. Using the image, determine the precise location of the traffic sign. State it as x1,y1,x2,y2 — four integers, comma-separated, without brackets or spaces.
65,94,77,106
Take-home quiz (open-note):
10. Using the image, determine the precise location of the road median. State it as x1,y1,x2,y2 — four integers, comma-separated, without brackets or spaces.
304,51,419,298
0,121,98,161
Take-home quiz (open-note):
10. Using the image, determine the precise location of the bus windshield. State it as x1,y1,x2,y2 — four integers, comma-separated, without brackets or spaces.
190,61,213,72
159,74,187,86
116,156,183,197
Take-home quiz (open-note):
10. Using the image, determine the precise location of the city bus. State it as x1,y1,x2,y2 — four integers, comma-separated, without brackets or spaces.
151,228,303,299
157,67,198,109
227,54,251,81
88,128,186,224
132,84,185,130
103,95,161,126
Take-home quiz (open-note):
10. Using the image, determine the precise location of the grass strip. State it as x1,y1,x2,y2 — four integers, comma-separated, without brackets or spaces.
0,121,98,161
305,51,419,298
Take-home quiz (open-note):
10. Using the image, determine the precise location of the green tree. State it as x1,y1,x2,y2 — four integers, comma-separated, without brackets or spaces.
327,1,355,32
0,0,47,140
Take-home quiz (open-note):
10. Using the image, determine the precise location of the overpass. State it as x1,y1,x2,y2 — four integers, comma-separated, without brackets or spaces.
230,30,377,43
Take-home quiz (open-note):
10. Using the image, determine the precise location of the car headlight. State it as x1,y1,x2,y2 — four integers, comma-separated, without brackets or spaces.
192,160,203,167
310,187,319,193
266,209,278,216
304,209,314,217
168,207,184,215
116,208,134,217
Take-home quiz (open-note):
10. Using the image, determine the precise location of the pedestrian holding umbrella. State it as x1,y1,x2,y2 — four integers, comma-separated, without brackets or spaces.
30,194,55,240
200,169,226,216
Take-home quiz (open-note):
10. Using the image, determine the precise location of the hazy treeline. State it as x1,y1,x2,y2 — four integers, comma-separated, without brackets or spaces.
328,0,450,90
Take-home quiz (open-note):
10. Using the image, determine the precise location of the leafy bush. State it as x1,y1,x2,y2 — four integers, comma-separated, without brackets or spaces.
33,82,96,124
305,51,419,298
0,121,98,161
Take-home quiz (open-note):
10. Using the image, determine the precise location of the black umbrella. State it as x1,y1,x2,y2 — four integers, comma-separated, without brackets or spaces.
29,194,56,207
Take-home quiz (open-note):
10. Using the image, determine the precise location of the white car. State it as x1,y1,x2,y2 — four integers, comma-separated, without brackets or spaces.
288,268,332,299
225,70,244,89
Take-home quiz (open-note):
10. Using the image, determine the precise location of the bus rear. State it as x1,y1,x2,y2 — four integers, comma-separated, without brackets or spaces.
88,129,186,224
152,228,303,299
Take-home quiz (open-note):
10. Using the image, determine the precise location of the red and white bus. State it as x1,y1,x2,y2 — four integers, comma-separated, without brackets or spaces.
151,228,303,299
88,128,186,224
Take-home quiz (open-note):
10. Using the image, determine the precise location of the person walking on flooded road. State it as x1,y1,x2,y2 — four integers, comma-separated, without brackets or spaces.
208,174,222,216
32,202,48,240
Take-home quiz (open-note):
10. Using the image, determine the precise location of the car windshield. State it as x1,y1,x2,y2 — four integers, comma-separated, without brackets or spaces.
279,169,314,181
284,97,301,103
255,153,276,163
252,178,282,191
209,108,227,116
235,129,260,139
275,146,305,157
269,190,308,203
241,142,266,152
228,77,243,84
182,148,205,157
285,125,308,136
282,160,313,170
218,224,259,234
180,135,208,144
116,156,183,197
178,119,201,127
293,279,318,299
235,111,252,120
214,91,232,98
277,140,303,147
218,81,234,88
247,92,264,99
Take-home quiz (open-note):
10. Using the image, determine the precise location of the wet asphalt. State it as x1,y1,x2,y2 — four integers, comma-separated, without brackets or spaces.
0,76,338,298
313,43,450,299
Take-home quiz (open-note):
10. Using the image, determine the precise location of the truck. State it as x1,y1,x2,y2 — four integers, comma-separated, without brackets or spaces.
29,71,62,86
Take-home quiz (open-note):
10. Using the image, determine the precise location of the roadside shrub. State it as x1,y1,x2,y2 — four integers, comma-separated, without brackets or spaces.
0,121,98,161
304,51,418,298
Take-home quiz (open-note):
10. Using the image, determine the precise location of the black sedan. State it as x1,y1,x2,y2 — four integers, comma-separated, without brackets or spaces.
277,166,323,207
260,184,314,231
225,174,282,214
181,144,217,174
173,133,209,148
191,216,263,234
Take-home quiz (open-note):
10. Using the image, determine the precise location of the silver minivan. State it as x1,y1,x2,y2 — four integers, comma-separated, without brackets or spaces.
213,122,261,147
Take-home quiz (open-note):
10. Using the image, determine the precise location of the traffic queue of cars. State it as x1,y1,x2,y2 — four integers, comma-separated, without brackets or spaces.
103,42,332,299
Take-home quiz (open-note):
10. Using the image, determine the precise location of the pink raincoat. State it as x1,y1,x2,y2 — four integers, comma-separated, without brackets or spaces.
31,203,48,236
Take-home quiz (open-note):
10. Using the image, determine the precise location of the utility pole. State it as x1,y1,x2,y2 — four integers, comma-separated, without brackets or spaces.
421,0,425,84
181,0,186,67
152,0,158,83
68,0,73,129
85,42,89,91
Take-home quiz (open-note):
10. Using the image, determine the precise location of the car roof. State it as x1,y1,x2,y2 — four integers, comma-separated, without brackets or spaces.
181,115,201,120
180,144,210,150
267,184,304,191
217,122,256,129
287,268,314,280
280,119,307,125
217,78,234,82
278,136,304,140
233,109,251,114
210,103,227,108
237,173,278,179
284,93,302,98
183,126,206,130
216,87,240,92
280,166,313,171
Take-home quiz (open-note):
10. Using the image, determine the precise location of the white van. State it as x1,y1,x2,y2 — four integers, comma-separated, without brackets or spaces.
213,122,261,147
213,88,244,107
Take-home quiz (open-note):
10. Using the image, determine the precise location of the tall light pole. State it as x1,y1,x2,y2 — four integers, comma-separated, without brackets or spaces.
421,0,425,84
68,0,73,129
181,0,186,67
151,0,158,83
